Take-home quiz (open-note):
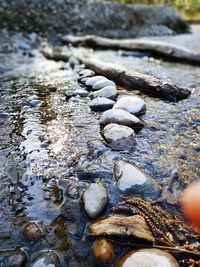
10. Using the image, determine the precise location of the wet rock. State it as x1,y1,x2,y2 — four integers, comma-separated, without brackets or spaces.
92,79,115,91
114,249,179,267
19,41,31,51
74,89,89,97
89,86,118,100
114,160,161,199
28,251,61,267
0,248,27,267
85,76,106,87
89,215,155,242
60,199,83,222
29,99,42,108
83,183,108,219
23,222,42,241
103,123,135,151
113,96,146,115
65,90,76,100
93,238,115,264
79,69,95,78
89,97,115,112
100,109,141,128
48,86,57,92
66,184,79,199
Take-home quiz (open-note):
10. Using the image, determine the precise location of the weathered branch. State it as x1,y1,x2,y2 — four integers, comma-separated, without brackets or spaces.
62,34,200,64
41,46,191,101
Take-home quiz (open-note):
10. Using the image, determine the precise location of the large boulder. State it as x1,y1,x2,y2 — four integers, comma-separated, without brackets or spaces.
0,0,189,37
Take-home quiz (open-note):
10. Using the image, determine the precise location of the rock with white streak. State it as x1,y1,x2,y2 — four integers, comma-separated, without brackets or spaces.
89,86,118,100
92,79,115,91
103,123,135,151
113,96,146,115
85,76,106,86
100,109,142,128
114,160,161,199
83,183,108,219
89,97,115,111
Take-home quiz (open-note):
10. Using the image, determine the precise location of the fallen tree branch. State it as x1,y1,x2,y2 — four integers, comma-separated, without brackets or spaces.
42,46,191,101
62,34,200,64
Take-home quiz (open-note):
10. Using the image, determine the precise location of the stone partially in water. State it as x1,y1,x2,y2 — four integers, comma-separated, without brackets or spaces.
114,249,179,267
23,222,42,241
92,79,115,91
28,251,61,267
0,248,27,267
75,89,89,97
85,76,106,87
113,96,146,115
29,99,42,108
89,215,155,242
100,109,141,128
89,86,118,100
89,97,115,111
83,183,108,219
114,160,161,199
103,123,135,151
65,90,76,100
93,238,115,264
79,69,95,78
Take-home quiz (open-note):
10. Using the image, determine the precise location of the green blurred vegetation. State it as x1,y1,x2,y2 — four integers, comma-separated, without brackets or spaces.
107,0,200,21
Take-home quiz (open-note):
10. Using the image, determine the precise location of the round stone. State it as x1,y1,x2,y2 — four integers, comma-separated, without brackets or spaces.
89,86,118,100
92,79,115,91
85,76,106,87
89,97,115,111
113,96,146,115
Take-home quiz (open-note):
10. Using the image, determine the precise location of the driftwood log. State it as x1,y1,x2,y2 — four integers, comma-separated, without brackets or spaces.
62,35,200,65
42,46,191,101
88,215,155,242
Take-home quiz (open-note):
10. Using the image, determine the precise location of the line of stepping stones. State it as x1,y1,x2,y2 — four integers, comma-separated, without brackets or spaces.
78,68,146,152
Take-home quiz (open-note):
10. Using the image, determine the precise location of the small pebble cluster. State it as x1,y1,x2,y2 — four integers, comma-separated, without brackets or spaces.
77,68,146,152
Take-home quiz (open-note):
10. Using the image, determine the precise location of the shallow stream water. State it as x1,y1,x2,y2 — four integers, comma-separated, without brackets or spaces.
0,30,199,266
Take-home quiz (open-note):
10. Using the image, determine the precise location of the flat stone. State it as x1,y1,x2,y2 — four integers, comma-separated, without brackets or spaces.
0,248,27,267
89,86,118,100
103,123,135,151
83,183,108,219
100,109,141,128
27,251,61,267
85,76,106,86
114,160,161,199
29,99,42,108
113,96,146,115
115,249,179,267
92,79,115,91
89,97,115,111
75,89,89,97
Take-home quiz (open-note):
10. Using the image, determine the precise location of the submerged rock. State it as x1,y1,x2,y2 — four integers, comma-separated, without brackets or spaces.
83,183,108,219
113,96,146,115
85,76,106,87
89,86,118,100
114,160,161,199
89,215,155,242
28,251,61,267
103,123,135,151
114,249,179,267
23,222,42,241
0,248,27,267
100,109,141,128
60,199,83,222
93,238,115,264
92,79,115,91
89,97,115,111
